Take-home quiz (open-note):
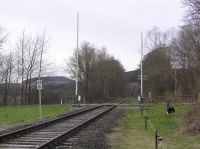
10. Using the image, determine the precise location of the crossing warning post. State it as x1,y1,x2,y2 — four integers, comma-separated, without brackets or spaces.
37,80,42,120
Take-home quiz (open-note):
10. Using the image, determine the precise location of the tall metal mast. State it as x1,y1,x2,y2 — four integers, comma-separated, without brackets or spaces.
75,13,79,99
38,33,44,120
38,51,42,120
141,32,143,97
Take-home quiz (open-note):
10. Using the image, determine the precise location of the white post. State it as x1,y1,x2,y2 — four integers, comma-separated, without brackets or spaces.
38,38,44,120
141,32,143,97
75,12,79,105
75,50,78,97
173,47,177,98
175,68,177,96
37,79,42,120
39,90,42,119
37,80,42,120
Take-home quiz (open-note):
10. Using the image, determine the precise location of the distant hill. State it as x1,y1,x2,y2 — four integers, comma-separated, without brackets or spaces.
125,69,140,83
23,76,75,86
125,69,140,96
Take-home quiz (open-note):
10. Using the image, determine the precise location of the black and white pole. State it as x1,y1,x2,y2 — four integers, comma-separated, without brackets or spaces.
173,47,177,97
141,32,143,97
37,80,42,120
140,32,144,104
38,41,44,120
75,12,79,106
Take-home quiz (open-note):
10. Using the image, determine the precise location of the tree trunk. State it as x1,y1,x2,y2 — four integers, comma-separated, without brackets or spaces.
28,73,32,104
24,73,29,104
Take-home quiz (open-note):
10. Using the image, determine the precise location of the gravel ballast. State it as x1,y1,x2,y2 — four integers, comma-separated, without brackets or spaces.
56,107,126,149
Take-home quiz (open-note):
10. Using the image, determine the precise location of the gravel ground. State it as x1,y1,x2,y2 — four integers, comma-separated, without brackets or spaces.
56,107,126,149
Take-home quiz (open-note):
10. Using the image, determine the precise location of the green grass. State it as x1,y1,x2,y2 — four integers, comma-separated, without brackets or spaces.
126,96,142,107
0,104,71,128
109,103,200,149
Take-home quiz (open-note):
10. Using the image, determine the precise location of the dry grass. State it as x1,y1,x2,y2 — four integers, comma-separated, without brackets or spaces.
109,128,155,149
109,103,200,149
182,104,200,135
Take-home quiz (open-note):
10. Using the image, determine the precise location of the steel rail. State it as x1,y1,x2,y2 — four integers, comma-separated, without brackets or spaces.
0,105,103,143
37,105,116,149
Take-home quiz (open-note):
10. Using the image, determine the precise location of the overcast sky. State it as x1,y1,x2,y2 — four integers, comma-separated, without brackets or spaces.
0,0,185,76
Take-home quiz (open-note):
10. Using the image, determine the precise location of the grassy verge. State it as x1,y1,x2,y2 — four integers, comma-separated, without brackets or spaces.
0,104,71,128
126,96,142,107
109,103,200,149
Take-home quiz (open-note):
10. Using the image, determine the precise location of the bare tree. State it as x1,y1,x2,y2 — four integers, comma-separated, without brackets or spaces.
143,27,179,97
183,0,200,26
66,42,96,102
17,31,26,104
143,47,173,97
171,24,200,97
16,31,51,104
93,55,126,101
145,27,170,51
79,42,96,101
0,53,14,105
66,42,127,103
0,28,7,50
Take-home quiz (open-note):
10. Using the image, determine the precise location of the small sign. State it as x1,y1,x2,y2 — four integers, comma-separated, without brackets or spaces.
138,96,140,101
78,95,81,102
37,80,42,90
138,75,148,80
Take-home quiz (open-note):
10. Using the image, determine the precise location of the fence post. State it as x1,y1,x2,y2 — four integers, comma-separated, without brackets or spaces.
145,115,148,130
140,105,144,116
155,130,158,149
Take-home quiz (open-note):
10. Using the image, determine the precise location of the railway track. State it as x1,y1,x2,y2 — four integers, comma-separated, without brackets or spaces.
0,105,116,149
55,107,126,149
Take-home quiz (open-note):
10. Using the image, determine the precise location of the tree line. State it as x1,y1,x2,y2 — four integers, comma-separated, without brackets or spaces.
141,0,200,100
0,30,54,105
0,28,127,105
66,42,127,103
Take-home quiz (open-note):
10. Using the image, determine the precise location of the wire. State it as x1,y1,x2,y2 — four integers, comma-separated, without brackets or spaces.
143,110,168,149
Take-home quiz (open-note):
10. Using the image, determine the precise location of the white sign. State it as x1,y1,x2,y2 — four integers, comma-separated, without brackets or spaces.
138,75,148,80
149,91,152,99
138,96,140,101
78,95,81,101
37,80,42,90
